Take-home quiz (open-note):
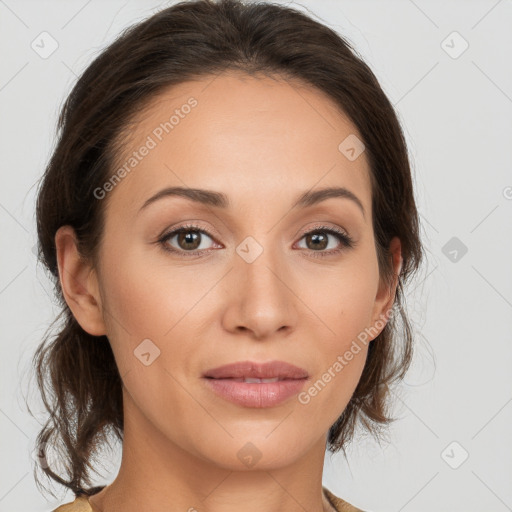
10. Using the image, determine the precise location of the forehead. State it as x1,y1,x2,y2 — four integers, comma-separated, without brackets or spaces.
106,71,372,217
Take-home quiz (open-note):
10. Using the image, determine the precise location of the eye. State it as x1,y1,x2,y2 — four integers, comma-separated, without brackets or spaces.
295,225,355,258
158,223,220,256
157,222,355,258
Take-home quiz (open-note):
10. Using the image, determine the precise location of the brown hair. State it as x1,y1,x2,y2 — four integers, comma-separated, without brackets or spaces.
29,0,424,499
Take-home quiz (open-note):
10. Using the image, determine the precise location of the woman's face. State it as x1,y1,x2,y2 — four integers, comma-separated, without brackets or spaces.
66,71,400,470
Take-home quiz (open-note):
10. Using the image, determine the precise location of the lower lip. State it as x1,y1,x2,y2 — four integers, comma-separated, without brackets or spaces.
202,377,308,408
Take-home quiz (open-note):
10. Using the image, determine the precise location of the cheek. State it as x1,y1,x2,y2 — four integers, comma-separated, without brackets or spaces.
296,258,379,419
97,243,233,421
307,257,380,345
100,246,213,340
297,305,371,431
298,345,368,424
96,253,207,430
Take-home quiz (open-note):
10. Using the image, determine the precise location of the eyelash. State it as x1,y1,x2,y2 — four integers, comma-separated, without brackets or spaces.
157,223,355,259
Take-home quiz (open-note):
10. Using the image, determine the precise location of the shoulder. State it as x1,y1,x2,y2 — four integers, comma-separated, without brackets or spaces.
323,486,367,512
52,495,93,512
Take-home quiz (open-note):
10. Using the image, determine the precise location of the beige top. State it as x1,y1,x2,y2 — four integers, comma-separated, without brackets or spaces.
53,486,365,511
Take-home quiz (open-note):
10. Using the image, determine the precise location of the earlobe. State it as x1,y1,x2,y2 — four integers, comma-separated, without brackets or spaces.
54,225,107,336
369,236,402,340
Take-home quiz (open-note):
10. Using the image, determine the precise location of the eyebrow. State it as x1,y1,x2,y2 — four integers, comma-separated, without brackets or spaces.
138,185,366,218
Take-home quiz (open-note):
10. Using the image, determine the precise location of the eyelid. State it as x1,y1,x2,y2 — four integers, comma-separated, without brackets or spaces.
158,220,222,242
296,221,349,239
294,223,355,257
157,221,355,257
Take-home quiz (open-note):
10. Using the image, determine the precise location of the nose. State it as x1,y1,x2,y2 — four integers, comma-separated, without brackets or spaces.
221,246,298,340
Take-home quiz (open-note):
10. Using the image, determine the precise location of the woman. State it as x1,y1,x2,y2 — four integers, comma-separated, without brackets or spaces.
30,0,424,511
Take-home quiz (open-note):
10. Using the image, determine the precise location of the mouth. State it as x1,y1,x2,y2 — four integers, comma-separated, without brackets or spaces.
201,360,309,408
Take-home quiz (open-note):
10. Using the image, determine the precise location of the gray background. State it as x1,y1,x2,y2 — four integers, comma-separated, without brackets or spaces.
1,0,511,511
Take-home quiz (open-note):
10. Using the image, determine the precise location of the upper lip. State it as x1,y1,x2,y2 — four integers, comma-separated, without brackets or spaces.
203,360,309,380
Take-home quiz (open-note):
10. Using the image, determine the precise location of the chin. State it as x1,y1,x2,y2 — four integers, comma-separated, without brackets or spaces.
192,432,311,471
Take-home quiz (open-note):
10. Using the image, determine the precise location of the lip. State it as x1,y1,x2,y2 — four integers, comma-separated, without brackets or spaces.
203,360,309,380
202,360,309,408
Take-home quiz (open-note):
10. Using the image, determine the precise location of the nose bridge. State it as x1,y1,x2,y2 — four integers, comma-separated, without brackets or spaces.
235,233,288,300
224,232,297,337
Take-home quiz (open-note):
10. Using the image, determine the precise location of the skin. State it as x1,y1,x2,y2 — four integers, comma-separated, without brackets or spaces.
55,71,401,512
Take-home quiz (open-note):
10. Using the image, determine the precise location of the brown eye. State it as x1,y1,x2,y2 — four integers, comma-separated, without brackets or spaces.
304,231,329,250
175,230,202,250
295,226,355,259
159,224,217,255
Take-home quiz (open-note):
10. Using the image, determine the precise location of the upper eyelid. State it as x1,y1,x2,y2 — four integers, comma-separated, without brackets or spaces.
160,222,352,247
161,222,349,237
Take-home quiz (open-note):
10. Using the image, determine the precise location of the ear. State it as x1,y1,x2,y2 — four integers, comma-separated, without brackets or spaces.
369,236,402,340
54,225,107,336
